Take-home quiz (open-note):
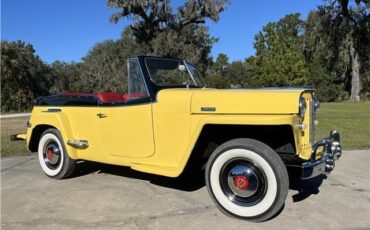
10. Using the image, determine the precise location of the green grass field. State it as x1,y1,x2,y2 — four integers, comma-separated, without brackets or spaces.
1,102,369,156
316,102,369,149
1,117,30,157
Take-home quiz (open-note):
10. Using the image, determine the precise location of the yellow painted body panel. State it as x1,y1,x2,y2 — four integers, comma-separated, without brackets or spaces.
28,107,100,159
294,92,316,160
191,89,300,114
27,88,314,177
133,113,298,177
98,104,155,158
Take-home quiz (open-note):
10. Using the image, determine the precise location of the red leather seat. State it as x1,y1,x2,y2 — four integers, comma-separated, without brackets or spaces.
127,92,148,100
121,92,147,101
61,92,129,103
122,93,129,101
95,93,126,103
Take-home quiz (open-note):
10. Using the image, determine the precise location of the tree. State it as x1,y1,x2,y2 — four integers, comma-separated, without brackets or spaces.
78,28,152,93
205,53,230,88
248,13,309,87
1,41,50,112
307,0,370,102
49,61,83,94
108,0,229,43
66,1,230,95
107,0,229,73
79,39,130,93
336,0,369,101
213,53,229,73
204,71,230,88
78,0,230,93
148,24,216,73
303,11,346,101
227,61,249,88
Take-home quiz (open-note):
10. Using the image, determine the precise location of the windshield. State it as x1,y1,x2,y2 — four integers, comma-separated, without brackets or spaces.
145,58,206,87
186,61,207,87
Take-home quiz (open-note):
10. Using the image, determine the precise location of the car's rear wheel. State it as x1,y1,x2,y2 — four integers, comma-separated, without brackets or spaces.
205,138,289,222
38,128,76,179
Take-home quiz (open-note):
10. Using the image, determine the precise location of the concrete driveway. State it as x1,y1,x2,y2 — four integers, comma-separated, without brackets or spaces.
1,150,369,230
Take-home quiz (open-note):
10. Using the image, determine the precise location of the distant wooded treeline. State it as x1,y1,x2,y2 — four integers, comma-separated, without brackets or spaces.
1,0,369,112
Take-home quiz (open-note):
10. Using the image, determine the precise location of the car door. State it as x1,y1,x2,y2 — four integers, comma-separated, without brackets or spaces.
97,58,155,158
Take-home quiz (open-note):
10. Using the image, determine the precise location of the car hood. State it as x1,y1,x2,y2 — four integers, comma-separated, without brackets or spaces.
190,88,308,114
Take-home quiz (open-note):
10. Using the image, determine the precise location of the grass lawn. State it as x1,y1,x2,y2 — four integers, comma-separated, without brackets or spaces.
1,117,30,157
316,102,369,150
0,102,369,156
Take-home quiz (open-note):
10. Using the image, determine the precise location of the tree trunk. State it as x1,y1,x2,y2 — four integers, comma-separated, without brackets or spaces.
349,39,361,102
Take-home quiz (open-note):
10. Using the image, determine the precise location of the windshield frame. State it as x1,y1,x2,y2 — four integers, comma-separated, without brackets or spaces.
185,61,207,88
144,57,205,88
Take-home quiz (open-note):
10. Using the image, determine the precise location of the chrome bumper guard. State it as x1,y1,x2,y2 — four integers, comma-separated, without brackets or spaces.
301,130,342,179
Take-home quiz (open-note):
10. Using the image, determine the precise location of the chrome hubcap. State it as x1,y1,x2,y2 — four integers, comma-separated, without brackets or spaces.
43,141,61,169
220,158,267,206
227,165,259,198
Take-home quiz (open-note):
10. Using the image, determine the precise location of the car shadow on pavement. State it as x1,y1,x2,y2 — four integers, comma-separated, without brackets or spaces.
71,160,206,192
70,161,328,201
289,174,328,202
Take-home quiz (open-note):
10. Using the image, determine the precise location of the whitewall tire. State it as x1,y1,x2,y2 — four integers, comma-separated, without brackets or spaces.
38,128,76,179
205,138,289,222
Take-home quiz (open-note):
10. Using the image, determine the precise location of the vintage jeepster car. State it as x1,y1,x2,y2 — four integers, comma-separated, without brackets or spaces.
13,56,342,222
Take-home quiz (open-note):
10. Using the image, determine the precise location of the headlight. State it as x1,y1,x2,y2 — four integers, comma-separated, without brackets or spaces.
299,96,306,122
313,97,320,115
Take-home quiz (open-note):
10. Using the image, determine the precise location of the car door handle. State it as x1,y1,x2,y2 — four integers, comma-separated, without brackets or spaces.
97,113,107,118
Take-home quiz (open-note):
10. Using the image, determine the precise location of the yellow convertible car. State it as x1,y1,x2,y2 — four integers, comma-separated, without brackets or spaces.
13,56,342,222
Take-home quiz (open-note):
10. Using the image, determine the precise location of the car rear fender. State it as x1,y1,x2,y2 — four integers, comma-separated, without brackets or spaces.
28,108,78,159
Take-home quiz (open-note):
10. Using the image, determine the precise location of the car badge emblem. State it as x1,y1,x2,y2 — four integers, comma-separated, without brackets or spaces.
201,107,216,112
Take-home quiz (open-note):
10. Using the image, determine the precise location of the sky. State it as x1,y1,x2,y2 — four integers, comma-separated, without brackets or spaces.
1,0,323,63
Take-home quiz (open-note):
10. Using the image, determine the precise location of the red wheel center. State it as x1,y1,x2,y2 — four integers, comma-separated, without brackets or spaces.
47,149,53,160
234,175,249,190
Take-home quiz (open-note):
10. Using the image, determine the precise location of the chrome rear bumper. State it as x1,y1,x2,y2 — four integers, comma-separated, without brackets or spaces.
301,130,342,179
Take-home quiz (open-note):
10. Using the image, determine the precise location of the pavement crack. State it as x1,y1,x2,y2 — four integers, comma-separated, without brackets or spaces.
131,205,213,227
1,157,35,172
329,178,370,197
3,206,214,229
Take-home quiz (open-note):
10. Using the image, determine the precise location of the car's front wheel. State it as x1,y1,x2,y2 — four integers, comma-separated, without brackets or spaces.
38,128,76,179
205,138,289,222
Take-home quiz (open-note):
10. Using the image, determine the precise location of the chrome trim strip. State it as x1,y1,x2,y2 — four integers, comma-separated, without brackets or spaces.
184,61,198,87
67,139,89,149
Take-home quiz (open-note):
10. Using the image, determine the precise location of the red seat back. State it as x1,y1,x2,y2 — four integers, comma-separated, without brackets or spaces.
122,93,129,101
96,93,126,103
127,92,148,100
61,92,129,103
